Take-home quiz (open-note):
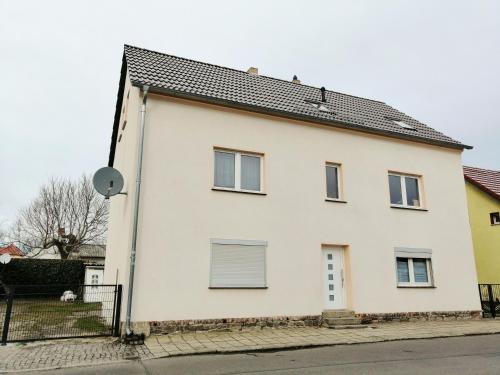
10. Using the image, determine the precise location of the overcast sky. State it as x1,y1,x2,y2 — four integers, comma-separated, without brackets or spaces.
1,1,499,226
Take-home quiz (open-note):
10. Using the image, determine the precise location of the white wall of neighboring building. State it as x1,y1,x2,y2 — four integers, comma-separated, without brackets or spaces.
25,247,61,259
105,83,480,323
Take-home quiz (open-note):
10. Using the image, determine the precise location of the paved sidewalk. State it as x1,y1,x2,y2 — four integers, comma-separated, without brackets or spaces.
2,320,500,373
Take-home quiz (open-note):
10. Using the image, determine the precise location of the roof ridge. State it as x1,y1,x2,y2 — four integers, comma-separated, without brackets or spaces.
464,165,500,173
123,44,385,104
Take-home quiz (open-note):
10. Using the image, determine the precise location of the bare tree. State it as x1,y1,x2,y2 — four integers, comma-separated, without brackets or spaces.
0,221,8,247
11,175,108,259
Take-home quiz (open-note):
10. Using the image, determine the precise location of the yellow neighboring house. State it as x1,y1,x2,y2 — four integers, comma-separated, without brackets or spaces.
464,166,500,284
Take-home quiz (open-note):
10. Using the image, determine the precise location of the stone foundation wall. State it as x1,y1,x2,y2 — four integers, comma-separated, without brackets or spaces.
149,315,322,334
356,310,482,324
141,310,482,336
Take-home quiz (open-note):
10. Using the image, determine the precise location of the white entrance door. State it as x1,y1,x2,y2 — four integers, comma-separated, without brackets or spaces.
323,247,346,309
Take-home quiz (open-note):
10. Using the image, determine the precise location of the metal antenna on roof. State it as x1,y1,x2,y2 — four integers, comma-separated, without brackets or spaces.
320,87,326,103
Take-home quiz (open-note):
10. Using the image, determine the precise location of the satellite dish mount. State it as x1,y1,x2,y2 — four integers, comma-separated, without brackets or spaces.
93,167,126,199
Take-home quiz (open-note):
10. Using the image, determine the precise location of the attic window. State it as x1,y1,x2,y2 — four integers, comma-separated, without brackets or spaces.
305,100,333,113
392,119,415,130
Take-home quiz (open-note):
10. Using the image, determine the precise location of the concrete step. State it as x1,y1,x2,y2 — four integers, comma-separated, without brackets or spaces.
322,310,355,319
323,317,362,326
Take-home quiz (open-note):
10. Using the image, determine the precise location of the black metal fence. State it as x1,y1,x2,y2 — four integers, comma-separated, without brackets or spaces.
478,284,500,318
1,284,122,344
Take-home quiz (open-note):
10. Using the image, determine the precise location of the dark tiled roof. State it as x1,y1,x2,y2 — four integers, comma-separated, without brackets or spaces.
69,244,106,259
464,166,500,201
109,45,471,166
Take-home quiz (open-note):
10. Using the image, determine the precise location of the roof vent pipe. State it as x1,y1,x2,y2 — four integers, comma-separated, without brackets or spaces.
320,87,326,102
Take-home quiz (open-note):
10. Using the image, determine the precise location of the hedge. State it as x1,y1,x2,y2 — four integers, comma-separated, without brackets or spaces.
0,258,85,296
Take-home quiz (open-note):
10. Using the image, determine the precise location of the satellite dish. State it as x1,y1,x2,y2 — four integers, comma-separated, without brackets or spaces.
93,167,125,198
0,254,11,265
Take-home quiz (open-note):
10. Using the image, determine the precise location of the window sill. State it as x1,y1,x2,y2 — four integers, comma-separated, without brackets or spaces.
391,205,428,212
209,287,268,289
397,285,436,289
212,188,266,196
325,198,347,203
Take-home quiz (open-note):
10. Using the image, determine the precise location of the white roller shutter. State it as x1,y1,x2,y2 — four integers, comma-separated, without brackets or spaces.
394,247,432,259
210,240,267,288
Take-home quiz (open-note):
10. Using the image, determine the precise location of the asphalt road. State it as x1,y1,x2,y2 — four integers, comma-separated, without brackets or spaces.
34,334,500,375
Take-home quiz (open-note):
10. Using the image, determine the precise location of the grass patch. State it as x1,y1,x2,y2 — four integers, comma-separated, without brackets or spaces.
73,316,107,332
1,299,111,340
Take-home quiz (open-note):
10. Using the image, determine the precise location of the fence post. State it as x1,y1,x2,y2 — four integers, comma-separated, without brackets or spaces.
487,284,496,318
1,291,14,346
113,285,123,337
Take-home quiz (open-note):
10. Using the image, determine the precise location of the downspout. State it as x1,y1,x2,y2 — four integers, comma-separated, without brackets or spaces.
125,85,149,336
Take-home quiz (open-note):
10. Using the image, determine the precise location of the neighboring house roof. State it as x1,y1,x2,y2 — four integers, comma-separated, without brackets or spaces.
464,166,500,201
68,245,106,260
109,45,471,166
0,244,24,257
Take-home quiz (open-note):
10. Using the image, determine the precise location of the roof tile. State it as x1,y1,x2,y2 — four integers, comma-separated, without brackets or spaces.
464,166,500,201
0,244,24,256
121,45,469,150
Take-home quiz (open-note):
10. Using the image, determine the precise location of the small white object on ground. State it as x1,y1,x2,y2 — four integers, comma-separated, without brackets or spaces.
60,290,77,302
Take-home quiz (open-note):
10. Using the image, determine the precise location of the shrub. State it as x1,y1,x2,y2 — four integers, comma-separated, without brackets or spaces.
0,258,85,296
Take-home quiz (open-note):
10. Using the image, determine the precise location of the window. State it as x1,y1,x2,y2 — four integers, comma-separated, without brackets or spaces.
305,99,334,113
210,239,267,288
388,173,422,208
214,150,263,192
326,163,342,200
91,274,99,289
392,120,415,130
385,116,416,130
311,103,332,113
395,248,433,287
491,212,500,225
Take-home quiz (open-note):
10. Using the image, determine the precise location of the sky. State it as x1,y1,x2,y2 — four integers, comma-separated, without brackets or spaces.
1,0,499,227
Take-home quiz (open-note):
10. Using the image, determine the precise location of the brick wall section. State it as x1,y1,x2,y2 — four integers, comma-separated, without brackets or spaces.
356,311,482,324
149,315,321,334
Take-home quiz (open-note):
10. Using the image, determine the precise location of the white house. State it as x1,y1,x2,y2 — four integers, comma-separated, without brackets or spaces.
104,45,480,335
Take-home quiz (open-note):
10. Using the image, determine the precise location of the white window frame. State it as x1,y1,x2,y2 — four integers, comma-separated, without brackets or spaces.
325,163,343,201
389,172,423,209
396,258,433,287
395,248,433,287
213,149,264,193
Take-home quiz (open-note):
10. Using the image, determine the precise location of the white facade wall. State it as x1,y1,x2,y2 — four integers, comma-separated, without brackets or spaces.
105,86,480,323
